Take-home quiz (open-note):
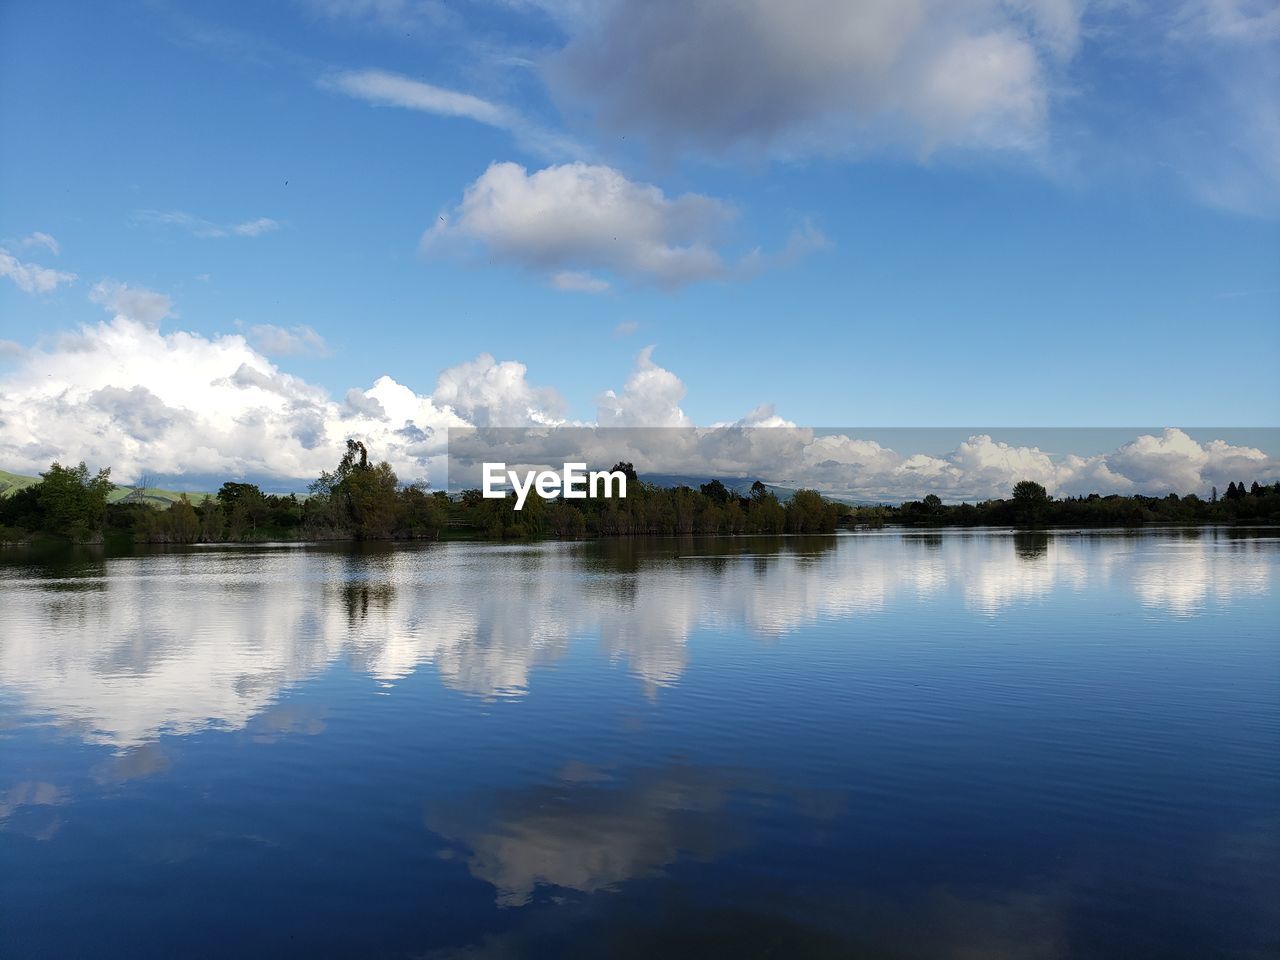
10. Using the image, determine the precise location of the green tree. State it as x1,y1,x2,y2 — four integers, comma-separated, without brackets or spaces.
1011,479,1051,525
345,460,399,539
310,439,403,540
1012,480,1050,504
167,495,200,543
699,478,731,504
36,461,113,538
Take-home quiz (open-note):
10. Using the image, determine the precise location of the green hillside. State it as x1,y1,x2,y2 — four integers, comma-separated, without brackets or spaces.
0,469,212,506
0,470,39,497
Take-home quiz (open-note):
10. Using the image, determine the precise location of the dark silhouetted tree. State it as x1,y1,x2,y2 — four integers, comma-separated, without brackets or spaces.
699,478,731,504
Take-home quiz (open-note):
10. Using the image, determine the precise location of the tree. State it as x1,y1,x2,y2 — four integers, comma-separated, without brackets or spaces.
36,461,114,538
1012,480,1050,504
398,484,446,540
167,495,200,543
785,488,838,533
217,482,268,537
699,478,731,504
1011,480,1050,525
611,461,638,486
198,498,226,541
344,460,399,539
310,439,402,539
126,470,155,505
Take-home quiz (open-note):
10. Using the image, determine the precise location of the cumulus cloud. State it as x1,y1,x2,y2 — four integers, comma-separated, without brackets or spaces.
20,232,60,256
530,0,1279,213
0,299,1274,497
89,280,175,327
597,346,691,426
1102,428,1270,493
134,210,280,238
545,0,1073,156
0,248,77,294
0,315,492,484
430,353,565,427
453,420,1278,504
245,323,330,357
426,161,816,289
759,428,1277,501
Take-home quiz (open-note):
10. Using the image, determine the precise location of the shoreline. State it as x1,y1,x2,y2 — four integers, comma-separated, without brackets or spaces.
4,520,1276,551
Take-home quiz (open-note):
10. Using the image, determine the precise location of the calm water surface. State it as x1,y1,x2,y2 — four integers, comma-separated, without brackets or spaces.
1,529,1277,958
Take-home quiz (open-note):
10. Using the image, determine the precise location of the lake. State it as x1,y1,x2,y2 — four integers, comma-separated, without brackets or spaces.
0,529,1276,958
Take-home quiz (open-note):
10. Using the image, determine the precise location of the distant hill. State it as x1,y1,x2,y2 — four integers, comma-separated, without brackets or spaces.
0,470,39,498
0,469,213,507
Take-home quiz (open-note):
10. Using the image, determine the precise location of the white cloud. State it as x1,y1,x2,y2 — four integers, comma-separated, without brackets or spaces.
1084,0,1280,216
431,353,565,427
0,340,24,359
551,270,609,293
21,232,60,256
0,248,77,294
426,161,794,289
134,210,280,238
323,68,510,126
302,0,452,32
532,0,1278,213
1179,0,1280,43
596,346,691,426
612,320,638,338
246,323,330,357
0,298,1275,497
321,69,578,158
0,529,1267,752
546,0,1072,157
1101,428,1270,493
0,315,478,483
89,280,175,328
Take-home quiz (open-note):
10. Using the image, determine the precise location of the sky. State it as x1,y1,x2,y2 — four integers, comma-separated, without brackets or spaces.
0,0,1277,495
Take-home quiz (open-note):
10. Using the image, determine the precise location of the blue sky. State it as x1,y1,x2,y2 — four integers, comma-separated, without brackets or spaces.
0,0,1277,489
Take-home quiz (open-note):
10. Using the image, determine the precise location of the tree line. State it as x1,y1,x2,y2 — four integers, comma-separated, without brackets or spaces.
3,447,1276,544
0,442,838,543
847,479,1280,528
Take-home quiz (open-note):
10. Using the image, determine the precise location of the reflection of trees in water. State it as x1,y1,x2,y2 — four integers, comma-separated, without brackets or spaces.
580,534,840,575
914,532,944,551
340,582,395,625
1014,531,1050,561
1,532,1274,747
0,541,110,583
